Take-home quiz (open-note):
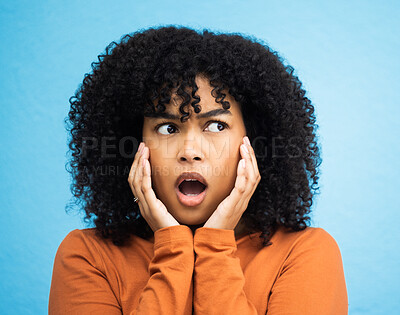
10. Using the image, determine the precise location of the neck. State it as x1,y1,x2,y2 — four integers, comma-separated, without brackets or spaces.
186,219,249,239
147,219,250,243
187,223,205,234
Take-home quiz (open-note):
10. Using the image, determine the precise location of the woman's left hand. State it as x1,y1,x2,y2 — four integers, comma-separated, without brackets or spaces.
203,136,261,230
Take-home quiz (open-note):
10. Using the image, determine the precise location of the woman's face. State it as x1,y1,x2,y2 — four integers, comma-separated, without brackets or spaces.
142,76,247,226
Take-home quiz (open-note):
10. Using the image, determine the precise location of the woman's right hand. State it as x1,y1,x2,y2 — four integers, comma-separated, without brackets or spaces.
128,142,180,232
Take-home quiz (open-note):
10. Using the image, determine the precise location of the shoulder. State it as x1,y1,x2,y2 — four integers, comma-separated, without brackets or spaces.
273,226,345,272
57,228,102,249
265,227,348,313
55,228,153,264
273,226,341,251
55,228,110,264
298,227,342,256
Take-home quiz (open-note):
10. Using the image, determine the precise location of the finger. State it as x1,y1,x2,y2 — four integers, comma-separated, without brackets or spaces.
141,149,180,230
245,137,261,177
234,161,252,217
133,146,150,213
240,143,256,181
242,138,261,184
128,142,143,175
242,138,261,206
142,157,166,216
127,143,146,218
244,138,257,170
238,157,254,208
128,142,144,187
224,158,248,214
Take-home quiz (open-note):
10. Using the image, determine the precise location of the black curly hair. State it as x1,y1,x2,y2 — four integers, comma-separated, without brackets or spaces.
65,25,321,247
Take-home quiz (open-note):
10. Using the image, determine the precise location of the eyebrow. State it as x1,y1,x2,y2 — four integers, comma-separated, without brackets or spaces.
145,108,232,120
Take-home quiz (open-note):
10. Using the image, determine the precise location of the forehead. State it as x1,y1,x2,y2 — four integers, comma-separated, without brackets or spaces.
146,76,242,120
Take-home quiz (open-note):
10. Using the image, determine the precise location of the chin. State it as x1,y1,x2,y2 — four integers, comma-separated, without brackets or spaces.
185,223,206,232
177,217,207,226
174,211,210,226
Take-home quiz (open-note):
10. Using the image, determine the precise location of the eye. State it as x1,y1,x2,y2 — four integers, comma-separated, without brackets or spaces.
156,123,178,135
205,121,228,133
155,120,229,135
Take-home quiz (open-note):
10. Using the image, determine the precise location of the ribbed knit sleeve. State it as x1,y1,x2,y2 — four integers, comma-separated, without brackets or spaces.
266,228,348,314
193,227,258,314
49,225,194,315
135,225,194,314
193,227,348,315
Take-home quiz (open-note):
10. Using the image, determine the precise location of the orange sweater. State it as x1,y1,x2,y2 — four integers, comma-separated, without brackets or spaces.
49,225,348,314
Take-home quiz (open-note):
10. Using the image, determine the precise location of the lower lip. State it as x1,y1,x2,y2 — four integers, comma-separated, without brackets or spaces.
175,186,207,207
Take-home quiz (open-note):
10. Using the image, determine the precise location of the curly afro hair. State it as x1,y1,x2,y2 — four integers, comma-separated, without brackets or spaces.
65,25,321,247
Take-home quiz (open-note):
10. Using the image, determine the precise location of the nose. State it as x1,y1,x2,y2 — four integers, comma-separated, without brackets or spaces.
177,137,205,163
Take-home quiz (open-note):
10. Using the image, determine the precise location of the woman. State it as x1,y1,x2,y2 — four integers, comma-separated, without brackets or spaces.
49,25,348,314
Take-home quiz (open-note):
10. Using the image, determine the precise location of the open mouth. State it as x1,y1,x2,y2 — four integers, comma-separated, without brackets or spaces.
175,176,208,207
175,172,208,207
178,179,207,196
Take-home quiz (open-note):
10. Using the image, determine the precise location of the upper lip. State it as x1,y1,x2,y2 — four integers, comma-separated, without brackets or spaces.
175,172,208,188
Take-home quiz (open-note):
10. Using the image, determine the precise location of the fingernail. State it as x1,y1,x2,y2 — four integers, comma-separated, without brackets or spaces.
138,142,144,153
244,136,251,146
242,144,249,153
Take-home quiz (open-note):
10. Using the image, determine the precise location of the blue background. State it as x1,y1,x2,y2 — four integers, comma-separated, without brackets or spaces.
1,1,399,314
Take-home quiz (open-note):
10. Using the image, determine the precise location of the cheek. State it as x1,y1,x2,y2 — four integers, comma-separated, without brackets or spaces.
148,150,169,190
210,136,240,158
212,145,240,178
